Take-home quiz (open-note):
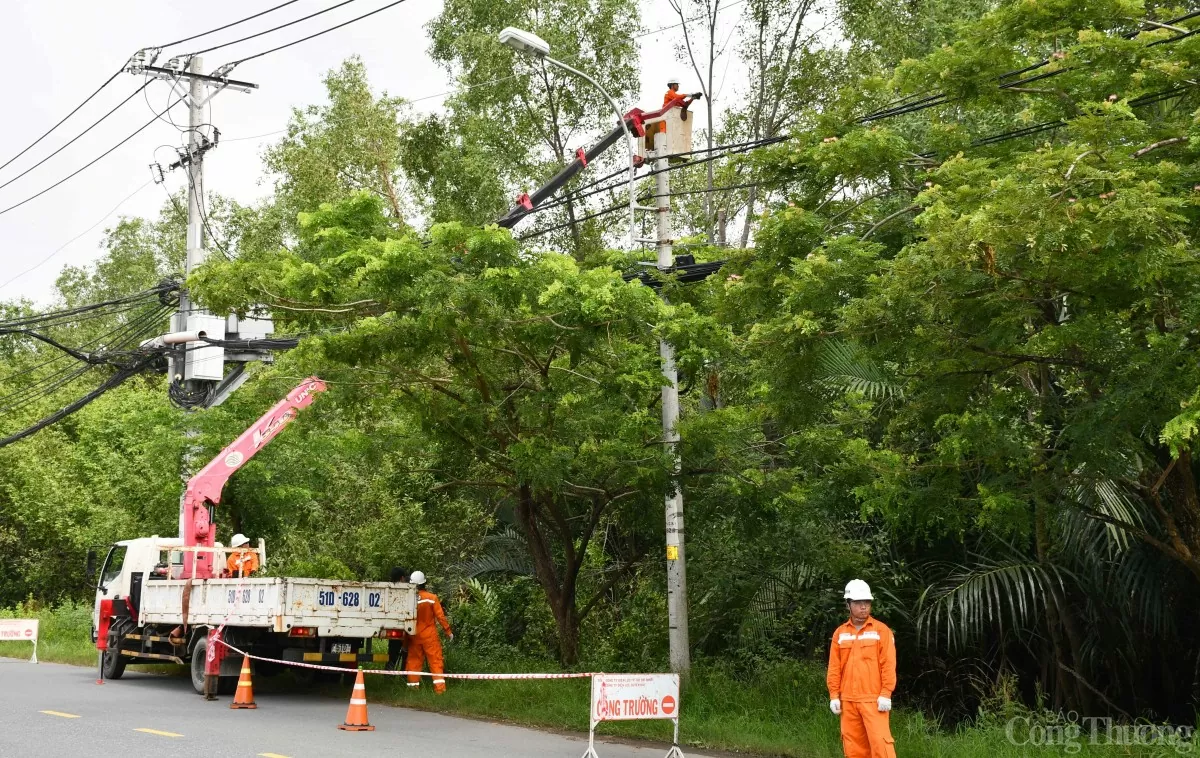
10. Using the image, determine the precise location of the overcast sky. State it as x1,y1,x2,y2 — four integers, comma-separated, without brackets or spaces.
0,0,743,305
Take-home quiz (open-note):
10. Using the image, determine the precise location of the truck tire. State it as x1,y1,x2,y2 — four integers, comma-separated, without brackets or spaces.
190,637,208,694
101,647,127,680
190,635,240,695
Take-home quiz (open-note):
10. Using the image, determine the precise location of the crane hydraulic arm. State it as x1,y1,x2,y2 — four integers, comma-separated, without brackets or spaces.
180,376,327,579
495,95,701,229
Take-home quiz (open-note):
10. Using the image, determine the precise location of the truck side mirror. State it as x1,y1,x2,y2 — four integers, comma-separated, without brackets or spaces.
85,549,97,582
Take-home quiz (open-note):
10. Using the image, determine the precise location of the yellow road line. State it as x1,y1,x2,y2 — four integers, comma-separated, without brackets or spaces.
39,710,80,719
258,753,292,758
134,728,183,737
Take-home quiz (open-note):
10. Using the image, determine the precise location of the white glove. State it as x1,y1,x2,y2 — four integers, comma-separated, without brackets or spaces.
830,698,842,715
448,633,454,642
877,696,892,712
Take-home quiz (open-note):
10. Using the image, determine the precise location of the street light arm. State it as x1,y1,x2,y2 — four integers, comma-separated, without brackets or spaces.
542,55,637,250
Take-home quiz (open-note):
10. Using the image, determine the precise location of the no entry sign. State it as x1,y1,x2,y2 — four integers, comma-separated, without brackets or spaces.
591,673,679,721
584,673,685,757
0,619,38,663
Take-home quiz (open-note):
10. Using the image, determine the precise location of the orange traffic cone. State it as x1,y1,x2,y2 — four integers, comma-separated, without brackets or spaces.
230,655,257,709
338,669,375,731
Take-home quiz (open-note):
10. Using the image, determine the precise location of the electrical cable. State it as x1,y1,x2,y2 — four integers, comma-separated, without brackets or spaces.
189,0,363,56
0,70,125,178
158,0,305,48
230,0,412,65
0,302,171,416
0,356,158,449
536,135,789,214
0,97,184,218
0,82,151,196
525,136,788,222
0,282,177,330
183,158,233,260
857,9,1200,123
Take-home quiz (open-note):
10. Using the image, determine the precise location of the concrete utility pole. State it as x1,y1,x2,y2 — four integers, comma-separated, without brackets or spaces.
124,51,269,537
653,129,690,675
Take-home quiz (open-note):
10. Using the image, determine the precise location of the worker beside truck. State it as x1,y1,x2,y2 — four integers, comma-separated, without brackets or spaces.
405,570,454,694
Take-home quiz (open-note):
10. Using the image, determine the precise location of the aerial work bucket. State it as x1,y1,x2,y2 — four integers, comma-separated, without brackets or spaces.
640,106,694,161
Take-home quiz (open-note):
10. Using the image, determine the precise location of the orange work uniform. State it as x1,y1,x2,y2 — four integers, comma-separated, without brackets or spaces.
226,549,259,577
826,616,897,758
646,89,687,148
405,589,453,693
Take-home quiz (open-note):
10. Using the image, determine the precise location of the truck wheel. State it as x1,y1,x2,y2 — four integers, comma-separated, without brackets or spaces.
101,648,127,680
189,637,208,695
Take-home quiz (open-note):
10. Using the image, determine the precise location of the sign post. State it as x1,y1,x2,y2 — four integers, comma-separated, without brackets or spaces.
0,619,39,663
585,673,684,758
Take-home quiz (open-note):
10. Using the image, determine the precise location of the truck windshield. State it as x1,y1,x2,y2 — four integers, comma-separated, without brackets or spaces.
100,545,127,587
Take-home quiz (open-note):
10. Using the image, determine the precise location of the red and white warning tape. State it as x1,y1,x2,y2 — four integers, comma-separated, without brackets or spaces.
214,638,596,680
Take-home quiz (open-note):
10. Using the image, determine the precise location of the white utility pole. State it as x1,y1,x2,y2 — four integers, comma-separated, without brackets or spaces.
124,52,268,538
654,129,690,675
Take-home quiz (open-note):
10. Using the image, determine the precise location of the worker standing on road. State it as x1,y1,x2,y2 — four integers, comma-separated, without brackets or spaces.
827,579,897,758
404,570,453,694
388,566,410,670
225,534,259,578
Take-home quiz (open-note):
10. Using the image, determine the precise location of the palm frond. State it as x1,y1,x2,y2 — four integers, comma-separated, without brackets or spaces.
916,553,1072,653
816,340,904,400
739,562,823,643
1061,474,1147,557
455,524,534,579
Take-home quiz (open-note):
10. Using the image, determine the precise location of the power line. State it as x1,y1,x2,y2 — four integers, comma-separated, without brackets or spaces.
0,282,177,330
0,302,171,416
0,97,184,218
0,355,159,449
858,9,1200,123
0,2,309,183
159,0,305,48
189,0,363,56
0,82,152,196
231,0,413,65
0,70,124,178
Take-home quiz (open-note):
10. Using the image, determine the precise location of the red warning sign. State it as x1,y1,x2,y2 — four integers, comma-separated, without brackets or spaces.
590,674,680,722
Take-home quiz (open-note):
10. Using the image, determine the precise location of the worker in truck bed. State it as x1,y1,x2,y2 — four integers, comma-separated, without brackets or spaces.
224,533,259,577
405,570,453,693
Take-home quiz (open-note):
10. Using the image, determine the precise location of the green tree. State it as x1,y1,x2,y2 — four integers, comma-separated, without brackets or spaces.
194,193,684,663
424,0,640,254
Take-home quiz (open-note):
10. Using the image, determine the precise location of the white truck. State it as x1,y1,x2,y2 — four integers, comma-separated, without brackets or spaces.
89,378,416,694
90,536,416,693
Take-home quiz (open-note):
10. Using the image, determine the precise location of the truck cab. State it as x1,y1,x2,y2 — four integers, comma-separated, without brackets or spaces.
91,536,196,642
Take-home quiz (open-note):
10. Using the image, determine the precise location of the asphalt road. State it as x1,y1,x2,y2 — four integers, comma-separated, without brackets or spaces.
1,659,705,758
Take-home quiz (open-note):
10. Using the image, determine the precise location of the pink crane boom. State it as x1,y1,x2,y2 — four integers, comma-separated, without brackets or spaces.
180,376,327,579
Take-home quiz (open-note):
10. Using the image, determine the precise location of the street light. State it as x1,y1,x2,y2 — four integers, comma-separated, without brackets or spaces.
498,26,636,250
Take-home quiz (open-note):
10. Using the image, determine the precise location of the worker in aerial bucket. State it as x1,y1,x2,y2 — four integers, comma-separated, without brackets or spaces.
647,77,702,158
404,570,454,693
826,580,898,758
224,533,259,578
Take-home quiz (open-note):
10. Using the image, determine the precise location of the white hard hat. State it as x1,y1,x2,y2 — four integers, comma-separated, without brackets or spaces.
844,579,873,601
667,76,681,86
230,533,250,548
409,570,426,584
